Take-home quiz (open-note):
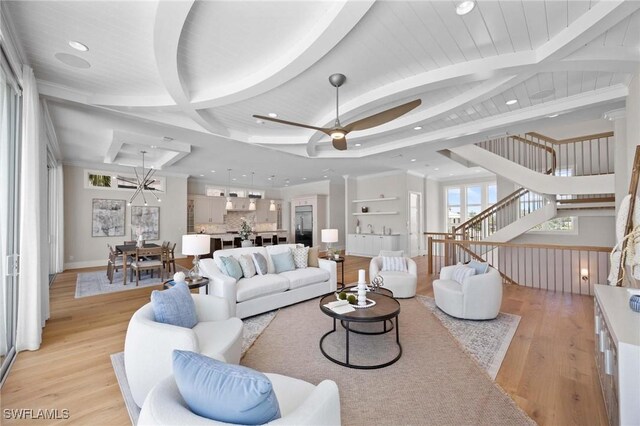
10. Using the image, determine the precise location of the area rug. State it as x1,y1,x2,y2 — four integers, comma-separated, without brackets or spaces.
110,310,277,425
416,295,520,379
242,298,534,425
75,266,188,298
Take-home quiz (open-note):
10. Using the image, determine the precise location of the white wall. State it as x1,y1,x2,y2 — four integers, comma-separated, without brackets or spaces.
328,177,346,249
63,165,188,269
511,216,615,247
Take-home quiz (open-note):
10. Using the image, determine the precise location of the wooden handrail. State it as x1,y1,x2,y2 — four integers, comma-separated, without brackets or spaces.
442,239,612,252
527,131,614,145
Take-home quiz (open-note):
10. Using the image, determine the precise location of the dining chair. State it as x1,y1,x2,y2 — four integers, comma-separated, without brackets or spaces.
130,247,165,286
163,242,177,274
107,244,131,284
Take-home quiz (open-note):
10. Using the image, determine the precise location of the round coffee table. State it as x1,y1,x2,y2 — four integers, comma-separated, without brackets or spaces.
162,277,209,294
319,286,401,369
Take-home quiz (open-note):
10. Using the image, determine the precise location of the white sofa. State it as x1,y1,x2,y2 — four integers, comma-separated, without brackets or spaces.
139,373,341,426
369,255,418,298
124,295,243,408
199,244,337,319
433,265,502,320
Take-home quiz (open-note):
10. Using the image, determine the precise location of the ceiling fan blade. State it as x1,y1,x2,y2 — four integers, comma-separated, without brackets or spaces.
332,136,348,151
253,115,332,135
344,99,422,132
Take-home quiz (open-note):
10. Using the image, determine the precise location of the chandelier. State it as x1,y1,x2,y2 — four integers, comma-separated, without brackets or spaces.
119,150,162,206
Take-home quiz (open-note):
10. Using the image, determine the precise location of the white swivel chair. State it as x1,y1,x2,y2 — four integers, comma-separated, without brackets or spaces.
369,253,417,298
139,373,341,426
124,294,243,408
433,265,502,320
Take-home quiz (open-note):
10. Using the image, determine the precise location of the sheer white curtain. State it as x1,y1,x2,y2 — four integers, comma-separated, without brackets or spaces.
16,65,46,351
0,65,8,357
48,163,64,273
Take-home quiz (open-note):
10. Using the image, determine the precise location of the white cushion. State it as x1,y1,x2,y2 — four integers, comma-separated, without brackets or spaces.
192,318,243,362
279,268,331,290
132,260,163,268
213,247,269,271
379,250,404,257
237,254,256,278
452,264,475,284
269,374,315,417
236,274,289,302
382,256,407,272
376,270,417,298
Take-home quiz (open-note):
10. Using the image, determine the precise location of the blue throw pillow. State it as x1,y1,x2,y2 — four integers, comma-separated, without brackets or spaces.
468,260,489,275
220,256,243,280
271,250,296,273
173,350,281,425
151,282,197,328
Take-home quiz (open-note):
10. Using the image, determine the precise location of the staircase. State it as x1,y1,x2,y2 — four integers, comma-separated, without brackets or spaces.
444,131,615,243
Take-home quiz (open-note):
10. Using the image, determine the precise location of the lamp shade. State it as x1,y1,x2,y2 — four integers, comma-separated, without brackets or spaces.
182,234,210,256
321,229,339,243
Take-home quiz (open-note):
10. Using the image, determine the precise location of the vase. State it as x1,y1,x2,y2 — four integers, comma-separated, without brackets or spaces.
356,226,360,234
241,239,253,247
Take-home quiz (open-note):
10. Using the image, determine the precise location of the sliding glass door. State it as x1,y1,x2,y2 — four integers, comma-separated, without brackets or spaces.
0,51,21,384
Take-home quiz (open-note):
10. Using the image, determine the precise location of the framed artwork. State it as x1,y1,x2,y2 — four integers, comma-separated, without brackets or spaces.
91,199,126,237
131,206,160,240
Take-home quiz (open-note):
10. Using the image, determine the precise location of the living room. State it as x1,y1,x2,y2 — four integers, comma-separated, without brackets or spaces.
1,1,639,425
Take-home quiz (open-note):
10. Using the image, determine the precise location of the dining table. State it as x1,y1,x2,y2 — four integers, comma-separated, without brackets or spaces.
115,243,161,285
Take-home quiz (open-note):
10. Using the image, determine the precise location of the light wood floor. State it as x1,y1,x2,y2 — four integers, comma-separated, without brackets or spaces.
1,255,607,425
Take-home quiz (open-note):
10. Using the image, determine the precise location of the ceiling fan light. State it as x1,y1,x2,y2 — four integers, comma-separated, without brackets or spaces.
330,131,345,140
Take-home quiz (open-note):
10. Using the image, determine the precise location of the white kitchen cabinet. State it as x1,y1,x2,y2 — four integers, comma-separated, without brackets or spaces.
191,195,225,224
255,199,281,223
346,234,400,257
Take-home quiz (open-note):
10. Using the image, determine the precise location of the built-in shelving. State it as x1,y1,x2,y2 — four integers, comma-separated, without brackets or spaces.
352,212,398,216
352,197,398,203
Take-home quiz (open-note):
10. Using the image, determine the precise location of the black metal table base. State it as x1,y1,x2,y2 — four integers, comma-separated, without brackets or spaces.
319,317,402,369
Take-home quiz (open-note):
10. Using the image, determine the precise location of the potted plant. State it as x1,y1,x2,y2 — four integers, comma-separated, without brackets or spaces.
239,217,253,247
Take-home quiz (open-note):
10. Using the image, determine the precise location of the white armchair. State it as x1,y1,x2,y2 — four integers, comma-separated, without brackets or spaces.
124,294,243,407
433,265,502,320
138,373,341,426
369,255,417,298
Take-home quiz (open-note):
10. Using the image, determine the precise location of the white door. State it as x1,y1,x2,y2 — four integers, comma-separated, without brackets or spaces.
408,192,422,257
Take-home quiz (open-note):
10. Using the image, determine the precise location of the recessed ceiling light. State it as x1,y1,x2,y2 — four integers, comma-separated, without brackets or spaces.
323,175,328,178
232,178,237,181
449,173,454,176
354,143,362,147
211,170,216,173
268,177,272,181
302,177,307,180
413,126,423,131
242,174,247,177
199,174,204,177
68,40,89,52
150,145,157,149
505,99,518,105
547,113,559,118
268,113,278,118
456,1,475,16
434,168,439,171
410,158,417,162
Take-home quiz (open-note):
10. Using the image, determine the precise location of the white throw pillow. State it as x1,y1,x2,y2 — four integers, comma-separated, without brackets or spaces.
452,264,475,284
292,246,309,269
238,254,256,278
381,256,407,272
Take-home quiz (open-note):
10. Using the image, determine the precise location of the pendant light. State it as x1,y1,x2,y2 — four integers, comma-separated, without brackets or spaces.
120,150,162,206
225,169,233,210
269,175,276,211
249,172,256,211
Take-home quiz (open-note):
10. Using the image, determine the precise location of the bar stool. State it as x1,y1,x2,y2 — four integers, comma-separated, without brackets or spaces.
255,236,263,246
278,235,287,244
262,235,272,245
233,237,242,248
271,234,279,245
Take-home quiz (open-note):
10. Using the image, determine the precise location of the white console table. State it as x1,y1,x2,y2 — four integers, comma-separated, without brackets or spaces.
593,284,640,425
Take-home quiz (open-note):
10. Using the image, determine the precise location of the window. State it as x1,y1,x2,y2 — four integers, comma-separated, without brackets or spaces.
530,216,577,233
444,181,496,231
85,169,165,193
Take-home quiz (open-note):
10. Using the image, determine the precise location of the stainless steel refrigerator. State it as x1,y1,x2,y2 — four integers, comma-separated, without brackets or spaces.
294,205,313,246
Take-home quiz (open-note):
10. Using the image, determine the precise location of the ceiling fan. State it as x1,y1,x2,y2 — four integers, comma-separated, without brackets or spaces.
253,74,421,151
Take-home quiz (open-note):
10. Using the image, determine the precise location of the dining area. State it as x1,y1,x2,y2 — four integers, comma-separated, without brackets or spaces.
107,240,177,286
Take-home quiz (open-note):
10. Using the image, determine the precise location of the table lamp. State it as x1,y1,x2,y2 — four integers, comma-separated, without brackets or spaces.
321,229,339,259
182,234,210,280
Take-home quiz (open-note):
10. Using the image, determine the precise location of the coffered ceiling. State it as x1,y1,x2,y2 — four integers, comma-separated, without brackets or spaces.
3,0,639,185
